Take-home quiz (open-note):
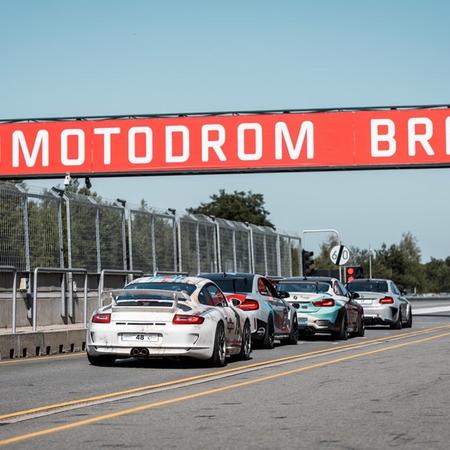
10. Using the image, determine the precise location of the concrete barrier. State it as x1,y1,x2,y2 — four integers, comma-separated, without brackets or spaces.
0,273,131,360
0,327,86,360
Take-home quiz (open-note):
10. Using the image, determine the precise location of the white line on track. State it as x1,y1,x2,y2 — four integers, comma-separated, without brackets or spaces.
413,306,450,314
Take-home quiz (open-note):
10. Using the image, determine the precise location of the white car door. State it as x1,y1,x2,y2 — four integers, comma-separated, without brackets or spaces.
205,284,241,346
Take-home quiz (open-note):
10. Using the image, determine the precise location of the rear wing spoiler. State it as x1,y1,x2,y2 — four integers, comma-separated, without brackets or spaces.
101,289,191,312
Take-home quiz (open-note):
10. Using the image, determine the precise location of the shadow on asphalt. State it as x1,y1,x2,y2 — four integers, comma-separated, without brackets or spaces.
111,355,255,369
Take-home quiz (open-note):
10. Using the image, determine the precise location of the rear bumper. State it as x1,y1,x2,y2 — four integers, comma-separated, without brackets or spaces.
297,309,340,334
362,305,398,325
86,324,214,360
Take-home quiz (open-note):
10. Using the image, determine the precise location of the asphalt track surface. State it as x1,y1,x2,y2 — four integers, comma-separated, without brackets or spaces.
0,303,449,449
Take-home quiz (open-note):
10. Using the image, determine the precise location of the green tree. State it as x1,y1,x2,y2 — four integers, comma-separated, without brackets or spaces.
423,257,450,293
187,189,274,228
374,233,425,291
313,235,339,271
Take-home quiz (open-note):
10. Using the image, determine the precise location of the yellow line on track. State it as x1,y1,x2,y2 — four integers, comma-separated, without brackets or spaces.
0,324,448,422
1,330,449,447
0,352,83,366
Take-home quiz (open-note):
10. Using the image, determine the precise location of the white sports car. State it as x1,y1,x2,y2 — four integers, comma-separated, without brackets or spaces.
346,278,412,329
86,275,252,367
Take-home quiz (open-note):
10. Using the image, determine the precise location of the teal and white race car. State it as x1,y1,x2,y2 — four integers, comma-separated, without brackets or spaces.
277,276,364,340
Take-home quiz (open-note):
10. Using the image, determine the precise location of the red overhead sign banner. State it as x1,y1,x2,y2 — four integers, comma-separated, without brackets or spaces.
0,107,449,178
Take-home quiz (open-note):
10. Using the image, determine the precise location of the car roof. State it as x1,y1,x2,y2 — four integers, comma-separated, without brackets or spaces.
348,278,392,283
280,276,336,283
128,275,207,286
200,272,256,280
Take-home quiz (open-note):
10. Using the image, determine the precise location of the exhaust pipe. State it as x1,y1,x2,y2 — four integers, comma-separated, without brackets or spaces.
131,347,150,357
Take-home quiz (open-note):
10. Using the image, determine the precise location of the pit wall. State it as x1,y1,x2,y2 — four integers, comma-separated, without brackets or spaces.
0,273,126,360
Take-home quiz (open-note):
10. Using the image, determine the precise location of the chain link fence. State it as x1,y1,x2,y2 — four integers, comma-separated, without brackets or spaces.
128,206,177,273
0,182,301,276
0,183,27,270
27,189,63,269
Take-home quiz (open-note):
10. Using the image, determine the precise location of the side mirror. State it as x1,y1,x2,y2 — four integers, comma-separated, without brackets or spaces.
401,290,407,296
349,292,360,299
292,302,300,309
231,298,241,307
277,290,290,299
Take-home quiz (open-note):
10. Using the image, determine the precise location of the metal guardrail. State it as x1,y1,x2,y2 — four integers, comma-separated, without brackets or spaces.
33,267,88,331
0,265,18,333
97,269,144,307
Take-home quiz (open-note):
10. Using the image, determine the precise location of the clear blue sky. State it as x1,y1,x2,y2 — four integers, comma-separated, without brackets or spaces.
2,0,450,261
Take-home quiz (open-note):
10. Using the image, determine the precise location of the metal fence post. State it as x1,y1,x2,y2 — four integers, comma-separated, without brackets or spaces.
288,237,293,277
121,204,127,270
22,195,31,273
232,229,237,272
64,194,72,268
177,217,183,272
172,215,178,272
151,214,157,273
127,207,133,271
95,205,101,273
214,219,221,272
64,193,72,318
195,220,201,275
248,225,255,273
276,233,281,276
263,234,268,275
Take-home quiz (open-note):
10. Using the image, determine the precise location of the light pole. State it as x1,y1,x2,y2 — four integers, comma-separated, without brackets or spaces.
369,245,375,279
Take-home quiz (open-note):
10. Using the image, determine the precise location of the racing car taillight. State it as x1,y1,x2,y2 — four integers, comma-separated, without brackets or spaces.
238,299,259,311
312,298,335,307
379,296,394,304
172,314,205,325
92,313,111,323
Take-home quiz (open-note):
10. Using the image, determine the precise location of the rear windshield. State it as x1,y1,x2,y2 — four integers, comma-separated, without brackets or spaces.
125,282,196,295
212,278,253,293
347,281,389,293
278,282,330,294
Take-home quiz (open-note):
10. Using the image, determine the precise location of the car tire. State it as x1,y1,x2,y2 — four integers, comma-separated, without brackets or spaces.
356,315,365,337
404,311,413,328
209,322,227,367
390,311,402,329
262,316,275,349
333,316,348,340
238,321,252,360
281,315,298,345
87,353,116,366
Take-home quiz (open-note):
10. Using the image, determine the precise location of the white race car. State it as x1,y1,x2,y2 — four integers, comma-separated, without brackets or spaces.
346,278,412,329
86,275,252,367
